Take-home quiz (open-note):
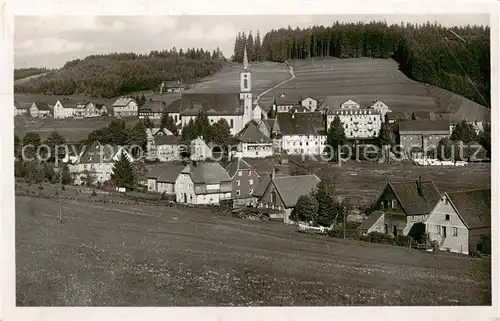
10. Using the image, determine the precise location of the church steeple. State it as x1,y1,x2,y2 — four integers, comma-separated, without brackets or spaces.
243,45,249,71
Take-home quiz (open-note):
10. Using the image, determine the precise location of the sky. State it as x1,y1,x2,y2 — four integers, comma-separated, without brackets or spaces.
14,14,490,69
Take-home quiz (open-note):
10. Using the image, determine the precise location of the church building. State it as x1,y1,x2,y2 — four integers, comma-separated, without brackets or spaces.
178,46,254,136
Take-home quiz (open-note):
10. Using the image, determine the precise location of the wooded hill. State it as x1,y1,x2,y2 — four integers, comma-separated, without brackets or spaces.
14,48,226,98
233,22,490,107
14,68,52,81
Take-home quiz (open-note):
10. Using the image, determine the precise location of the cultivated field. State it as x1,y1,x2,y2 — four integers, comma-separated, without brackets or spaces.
16,196,490,306
185,61,290,94
258,58,490,122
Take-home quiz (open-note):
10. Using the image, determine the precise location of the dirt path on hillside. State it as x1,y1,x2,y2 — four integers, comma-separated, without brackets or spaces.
254,62,296,105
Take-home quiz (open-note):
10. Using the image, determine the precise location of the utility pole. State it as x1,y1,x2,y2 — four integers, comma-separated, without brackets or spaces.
342,203,346,239
59,165,63,224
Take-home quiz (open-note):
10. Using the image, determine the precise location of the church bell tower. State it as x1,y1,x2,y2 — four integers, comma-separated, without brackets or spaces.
240,46,252,125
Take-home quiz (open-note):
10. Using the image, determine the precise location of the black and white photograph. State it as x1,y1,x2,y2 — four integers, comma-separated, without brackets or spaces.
1,0,499,319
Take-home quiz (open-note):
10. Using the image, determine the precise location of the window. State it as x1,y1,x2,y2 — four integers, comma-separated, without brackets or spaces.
445,214,450,221
435,225,440,235
236,190,240,196
411,216,415,222
248,171,251,176
380,201,385,210
453,227,458,237
238,171,242,176
444,197,448,205
249,179,253,185
230,119,234,128
236,180,240,186
249,189,254,194
244,78,248,89
84,165,87,170
391,200,396,209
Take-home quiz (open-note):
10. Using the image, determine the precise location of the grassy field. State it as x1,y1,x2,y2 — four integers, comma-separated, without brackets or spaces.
14,116,139,142
16,195,490,306
291,159,491,206
185,61,290,94
258,58,490,122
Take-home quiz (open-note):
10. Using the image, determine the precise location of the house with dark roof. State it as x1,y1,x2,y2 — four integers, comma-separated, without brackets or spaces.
69,141,134,185
226,157,261,207
112,97,138,118
146,161,187,195
385,111,407,124
233,120,273,158
29,101,52,118
175,162,232,205
398,120,450,155
160,80,185,93
274,112,326,156
138,100,166,120
273,93,301,113
164,99,181,126
74,101,101,118
257,173,321,223
425,189,491,254
154,135,181,162
358,177,442,237
145,127,176,160
14,101,29,116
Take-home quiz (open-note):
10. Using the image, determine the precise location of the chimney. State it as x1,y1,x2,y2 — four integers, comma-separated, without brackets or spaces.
416,176,423,196
271,167,276,179
280,92,285,98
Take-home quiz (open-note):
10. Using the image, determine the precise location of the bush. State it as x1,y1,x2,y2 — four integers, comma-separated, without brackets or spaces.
327,229,342,238
363,232,394,244
92,189,97,197
469,250,482,258
393,235,413,247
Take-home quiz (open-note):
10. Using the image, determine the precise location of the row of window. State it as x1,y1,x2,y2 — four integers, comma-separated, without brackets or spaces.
236,189,253,196
238,170,252,177
236,179,253,186
435,225,458,237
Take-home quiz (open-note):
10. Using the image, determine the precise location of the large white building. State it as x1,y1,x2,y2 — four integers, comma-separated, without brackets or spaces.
273,112,327,155
175,162,232,205
174,46,254,136
326,99,383,139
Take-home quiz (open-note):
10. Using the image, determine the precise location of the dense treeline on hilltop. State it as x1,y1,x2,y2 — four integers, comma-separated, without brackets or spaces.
14,47,226,98
14,67,52,81
233,30,263,62
236,22,490,107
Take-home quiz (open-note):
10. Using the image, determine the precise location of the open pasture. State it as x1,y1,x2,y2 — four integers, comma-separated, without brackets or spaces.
296,159,491,206
186,61,290,94
14,116,139,142
16,195,490,306
259,58,490,122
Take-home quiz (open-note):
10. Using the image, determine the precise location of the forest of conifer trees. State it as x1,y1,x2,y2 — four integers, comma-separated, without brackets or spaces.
233,22,490,107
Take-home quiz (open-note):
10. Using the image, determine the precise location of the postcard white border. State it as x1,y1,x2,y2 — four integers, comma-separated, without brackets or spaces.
2,0,499,320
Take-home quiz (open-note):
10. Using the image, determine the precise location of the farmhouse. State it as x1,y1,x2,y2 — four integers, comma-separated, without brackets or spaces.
14,101,29,116
74,102,101,118
425,189,491,255
96,103,108,116
386,111,407,123
145,127,175,160
369,99,392,119
164,99,182,126
273,112,326,156
301,96,318,112
29,101,51,118
233,120,273,158
190,137,212,161
179,47,253,136
175,162,232,205
257,173,321,223
160,80,185,93
226,157,261,207
138,100,166,120
358,178,441,237
146,161,186,196
326,99,382,139
53,100,76,119
112,97,138,118
398,120,450,155
70,141,134,185
153,135,181,162
273,93,301,113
